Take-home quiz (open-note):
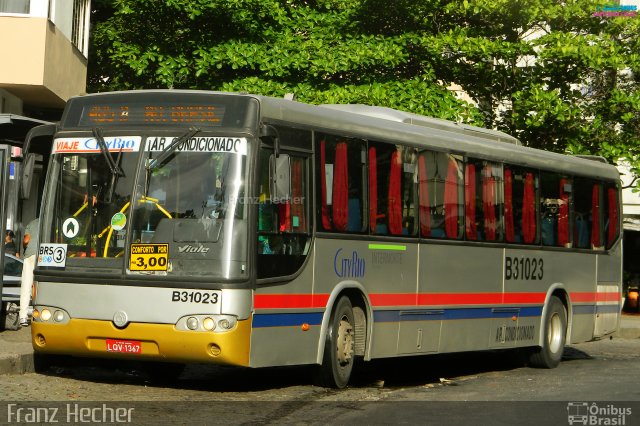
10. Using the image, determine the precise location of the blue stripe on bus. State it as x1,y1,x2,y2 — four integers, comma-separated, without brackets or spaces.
374,306,543,323
596,304,621,314
252,312,324,328
572,304,620,315
253,306,543,328
573,305,596,315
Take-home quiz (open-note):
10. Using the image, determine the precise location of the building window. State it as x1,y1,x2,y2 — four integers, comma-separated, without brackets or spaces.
71,0,89,56
0,0,30,14
49,0,90,57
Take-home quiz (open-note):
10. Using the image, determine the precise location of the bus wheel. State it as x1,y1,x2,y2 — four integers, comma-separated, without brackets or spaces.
529,296,567,368
317,296,355,389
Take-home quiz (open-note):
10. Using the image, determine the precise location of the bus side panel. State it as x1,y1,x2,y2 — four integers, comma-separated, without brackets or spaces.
250,248,320,368
503,249,597,345
595,243,623,337
310,238,419,359
598,243,622,284
422,245,504,353
367,241,420,357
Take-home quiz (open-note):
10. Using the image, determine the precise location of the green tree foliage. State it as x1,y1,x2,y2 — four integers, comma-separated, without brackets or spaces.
89,0,640,180
88,0,477,121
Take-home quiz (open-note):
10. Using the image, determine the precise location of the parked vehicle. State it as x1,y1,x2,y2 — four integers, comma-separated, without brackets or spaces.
2,253,23,329
2,253,23,302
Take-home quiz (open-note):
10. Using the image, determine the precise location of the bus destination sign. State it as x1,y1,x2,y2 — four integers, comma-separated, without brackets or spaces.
80,104,225,126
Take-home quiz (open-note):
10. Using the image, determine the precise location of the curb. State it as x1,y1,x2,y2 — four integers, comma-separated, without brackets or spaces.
0,352,34,375
0,326,35,375
614,328,640,339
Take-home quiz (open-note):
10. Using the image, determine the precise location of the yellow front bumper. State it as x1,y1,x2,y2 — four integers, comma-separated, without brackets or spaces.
31,317,252,367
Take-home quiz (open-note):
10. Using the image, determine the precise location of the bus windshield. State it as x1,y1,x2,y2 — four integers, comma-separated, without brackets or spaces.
46,136,141,267
42,134,250,280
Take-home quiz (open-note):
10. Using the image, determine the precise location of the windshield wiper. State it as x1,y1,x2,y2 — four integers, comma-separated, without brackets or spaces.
144,127,200,196
146,127,200,172
92,127,124,177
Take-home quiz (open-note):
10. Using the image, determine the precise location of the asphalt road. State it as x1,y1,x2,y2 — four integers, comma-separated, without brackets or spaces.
1,338,639,425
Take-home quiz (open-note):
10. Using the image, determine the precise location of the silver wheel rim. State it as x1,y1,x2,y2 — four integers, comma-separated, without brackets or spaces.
336,315,354,366
547,312,563,354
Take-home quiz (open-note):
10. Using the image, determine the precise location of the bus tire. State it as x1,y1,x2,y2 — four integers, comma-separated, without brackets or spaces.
316,296,355,389
529,296,567,368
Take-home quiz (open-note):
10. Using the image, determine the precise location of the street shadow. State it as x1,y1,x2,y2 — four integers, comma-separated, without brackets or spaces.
561,346,593,362
32,345,592,392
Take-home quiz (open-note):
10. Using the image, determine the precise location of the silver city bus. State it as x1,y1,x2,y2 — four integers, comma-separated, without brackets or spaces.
27,90,622,388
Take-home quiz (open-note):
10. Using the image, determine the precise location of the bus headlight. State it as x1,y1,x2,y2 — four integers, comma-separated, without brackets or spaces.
41,309,52,322
186,317,199,330
177,314,237,332
203,317,216,331
31,306,70,324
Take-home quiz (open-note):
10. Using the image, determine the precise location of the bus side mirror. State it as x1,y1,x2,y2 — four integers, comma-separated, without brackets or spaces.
20,153,35,200
269,153,291,202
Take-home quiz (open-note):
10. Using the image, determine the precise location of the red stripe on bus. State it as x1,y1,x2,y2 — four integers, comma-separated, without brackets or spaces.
416,293,502,306
369,293,418,306
254,291,620,310
502,292,547,304
255,292,547,309
254,294,330,309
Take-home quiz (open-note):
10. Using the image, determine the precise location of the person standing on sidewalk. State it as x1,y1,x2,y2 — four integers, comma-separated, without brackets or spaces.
4,230,18,257
19,218,39,327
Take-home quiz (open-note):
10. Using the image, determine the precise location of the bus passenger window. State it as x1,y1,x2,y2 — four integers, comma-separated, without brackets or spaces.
465,159,503,242
368,143,417,237
417,151,462,239
504,167,538,245
540,172,572,248
257,145,311,279
316,134,366,234
573,178,599,249
605,185,620,249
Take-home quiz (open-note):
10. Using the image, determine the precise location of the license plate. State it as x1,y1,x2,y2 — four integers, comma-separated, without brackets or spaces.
106,339,141,354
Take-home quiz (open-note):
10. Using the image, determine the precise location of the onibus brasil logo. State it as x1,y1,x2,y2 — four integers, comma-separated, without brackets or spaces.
567,402,632,425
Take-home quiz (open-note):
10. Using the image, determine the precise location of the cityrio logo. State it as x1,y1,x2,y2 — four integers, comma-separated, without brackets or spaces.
333,248,366,279
592,4,637,17
566,402,632,425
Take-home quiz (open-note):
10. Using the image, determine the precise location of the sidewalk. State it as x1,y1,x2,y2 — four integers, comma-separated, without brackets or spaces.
1,314,639,375
0,326,34,375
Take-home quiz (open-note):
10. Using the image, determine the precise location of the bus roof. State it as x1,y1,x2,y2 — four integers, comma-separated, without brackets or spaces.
319,104,520,145
68,90,620,182
256,95,619,182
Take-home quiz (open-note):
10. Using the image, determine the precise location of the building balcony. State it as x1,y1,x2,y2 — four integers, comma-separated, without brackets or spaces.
0,15,87,110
